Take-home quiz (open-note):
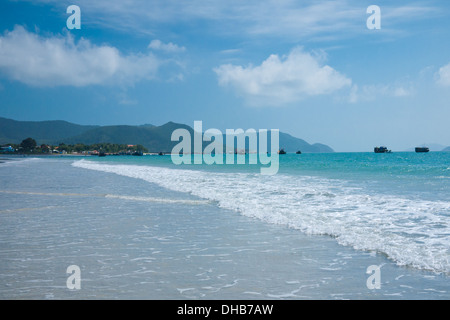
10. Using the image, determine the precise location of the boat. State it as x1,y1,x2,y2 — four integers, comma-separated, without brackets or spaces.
278,149,287,155
132,151,143,156
415,147,430,153
374,146,392,153
296,151,302,154
98,152,106,157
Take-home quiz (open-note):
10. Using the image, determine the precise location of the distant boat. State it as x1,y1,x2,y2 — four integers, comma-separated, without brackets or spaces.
415,147,430,153
132,151,143,156
98,152,106,157
278,149,287,155
296,150,302,154
374,146,392,153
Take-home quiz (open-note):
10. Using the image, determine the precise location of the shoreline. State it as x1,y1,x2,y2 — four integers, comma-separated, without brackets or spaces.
1,150,448,160
0,156,449,299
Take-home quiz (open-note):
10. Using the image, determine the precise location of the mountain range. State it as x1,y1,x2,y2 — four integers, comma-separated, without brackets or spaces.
0,117,334,153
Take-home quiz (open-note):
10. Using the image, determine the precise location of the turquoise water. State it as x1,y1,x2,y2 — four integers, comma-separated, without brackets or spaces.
88,152,450,199
0,153,449,299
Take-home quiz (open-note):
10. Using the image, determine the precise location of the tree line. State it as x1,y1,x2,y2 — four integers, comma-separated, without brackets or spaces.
1,138,149,154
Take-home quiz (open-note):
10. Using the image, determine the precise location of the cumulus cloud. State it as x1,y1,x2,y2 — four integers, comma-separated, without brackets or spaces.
148,40,185,53
0,26,168,87
214,47,351,106
437,63,450,87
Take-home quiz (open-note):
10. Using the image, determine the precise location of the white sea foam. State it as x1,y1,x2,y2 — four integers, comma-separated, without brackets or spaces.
0,157,44,167
72,160,450,274
0,190,209,206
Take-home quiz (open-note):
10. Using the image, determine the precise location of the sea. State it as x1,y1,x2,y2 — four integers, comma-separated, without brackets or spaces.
0,152,449,300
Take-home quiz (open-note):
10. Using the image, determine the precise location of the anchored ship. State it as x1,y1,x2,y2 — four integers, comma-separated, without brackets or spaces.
374,146,392,153
415,147,430,153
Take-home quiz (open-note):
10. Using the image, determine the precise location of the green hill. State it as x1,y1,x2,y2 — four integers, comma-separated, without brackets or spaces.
64,122,194,153
0,117,97,145
0,117,334,153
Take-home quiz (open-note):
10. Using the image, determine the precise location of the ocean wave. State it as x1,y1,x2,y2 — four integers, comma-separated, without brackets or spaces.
72,159,450,274
0,157,44,166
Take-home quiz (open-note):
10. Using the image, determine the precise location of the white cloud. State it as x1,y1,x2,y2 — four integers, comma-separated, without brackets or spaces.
219,49,242,55
0,26,168,87
393,87,411,97
348,83,413,103
437,63,450,87
148,40,186,53
214,47,351,106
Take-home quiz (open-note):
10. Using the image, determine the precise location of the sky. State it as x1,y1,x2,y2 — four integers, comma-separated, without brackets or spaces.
0,0,449,152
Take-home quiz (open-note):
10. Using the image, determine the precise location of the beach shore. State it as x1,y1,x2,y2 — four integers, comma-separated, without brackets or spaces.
0,157,448,300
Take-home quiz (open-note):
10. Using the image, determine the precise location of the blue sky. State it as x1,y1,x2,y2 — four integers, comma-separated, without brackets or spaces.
0,0,449,151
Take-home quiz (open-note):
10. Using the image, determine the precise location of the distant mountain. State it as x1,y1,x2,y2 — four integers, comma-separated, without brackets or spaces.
215,130,334,154
0,117,334,153
0,117,97,145
442,146,450,152
278,132,334,153
64,121,194,152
